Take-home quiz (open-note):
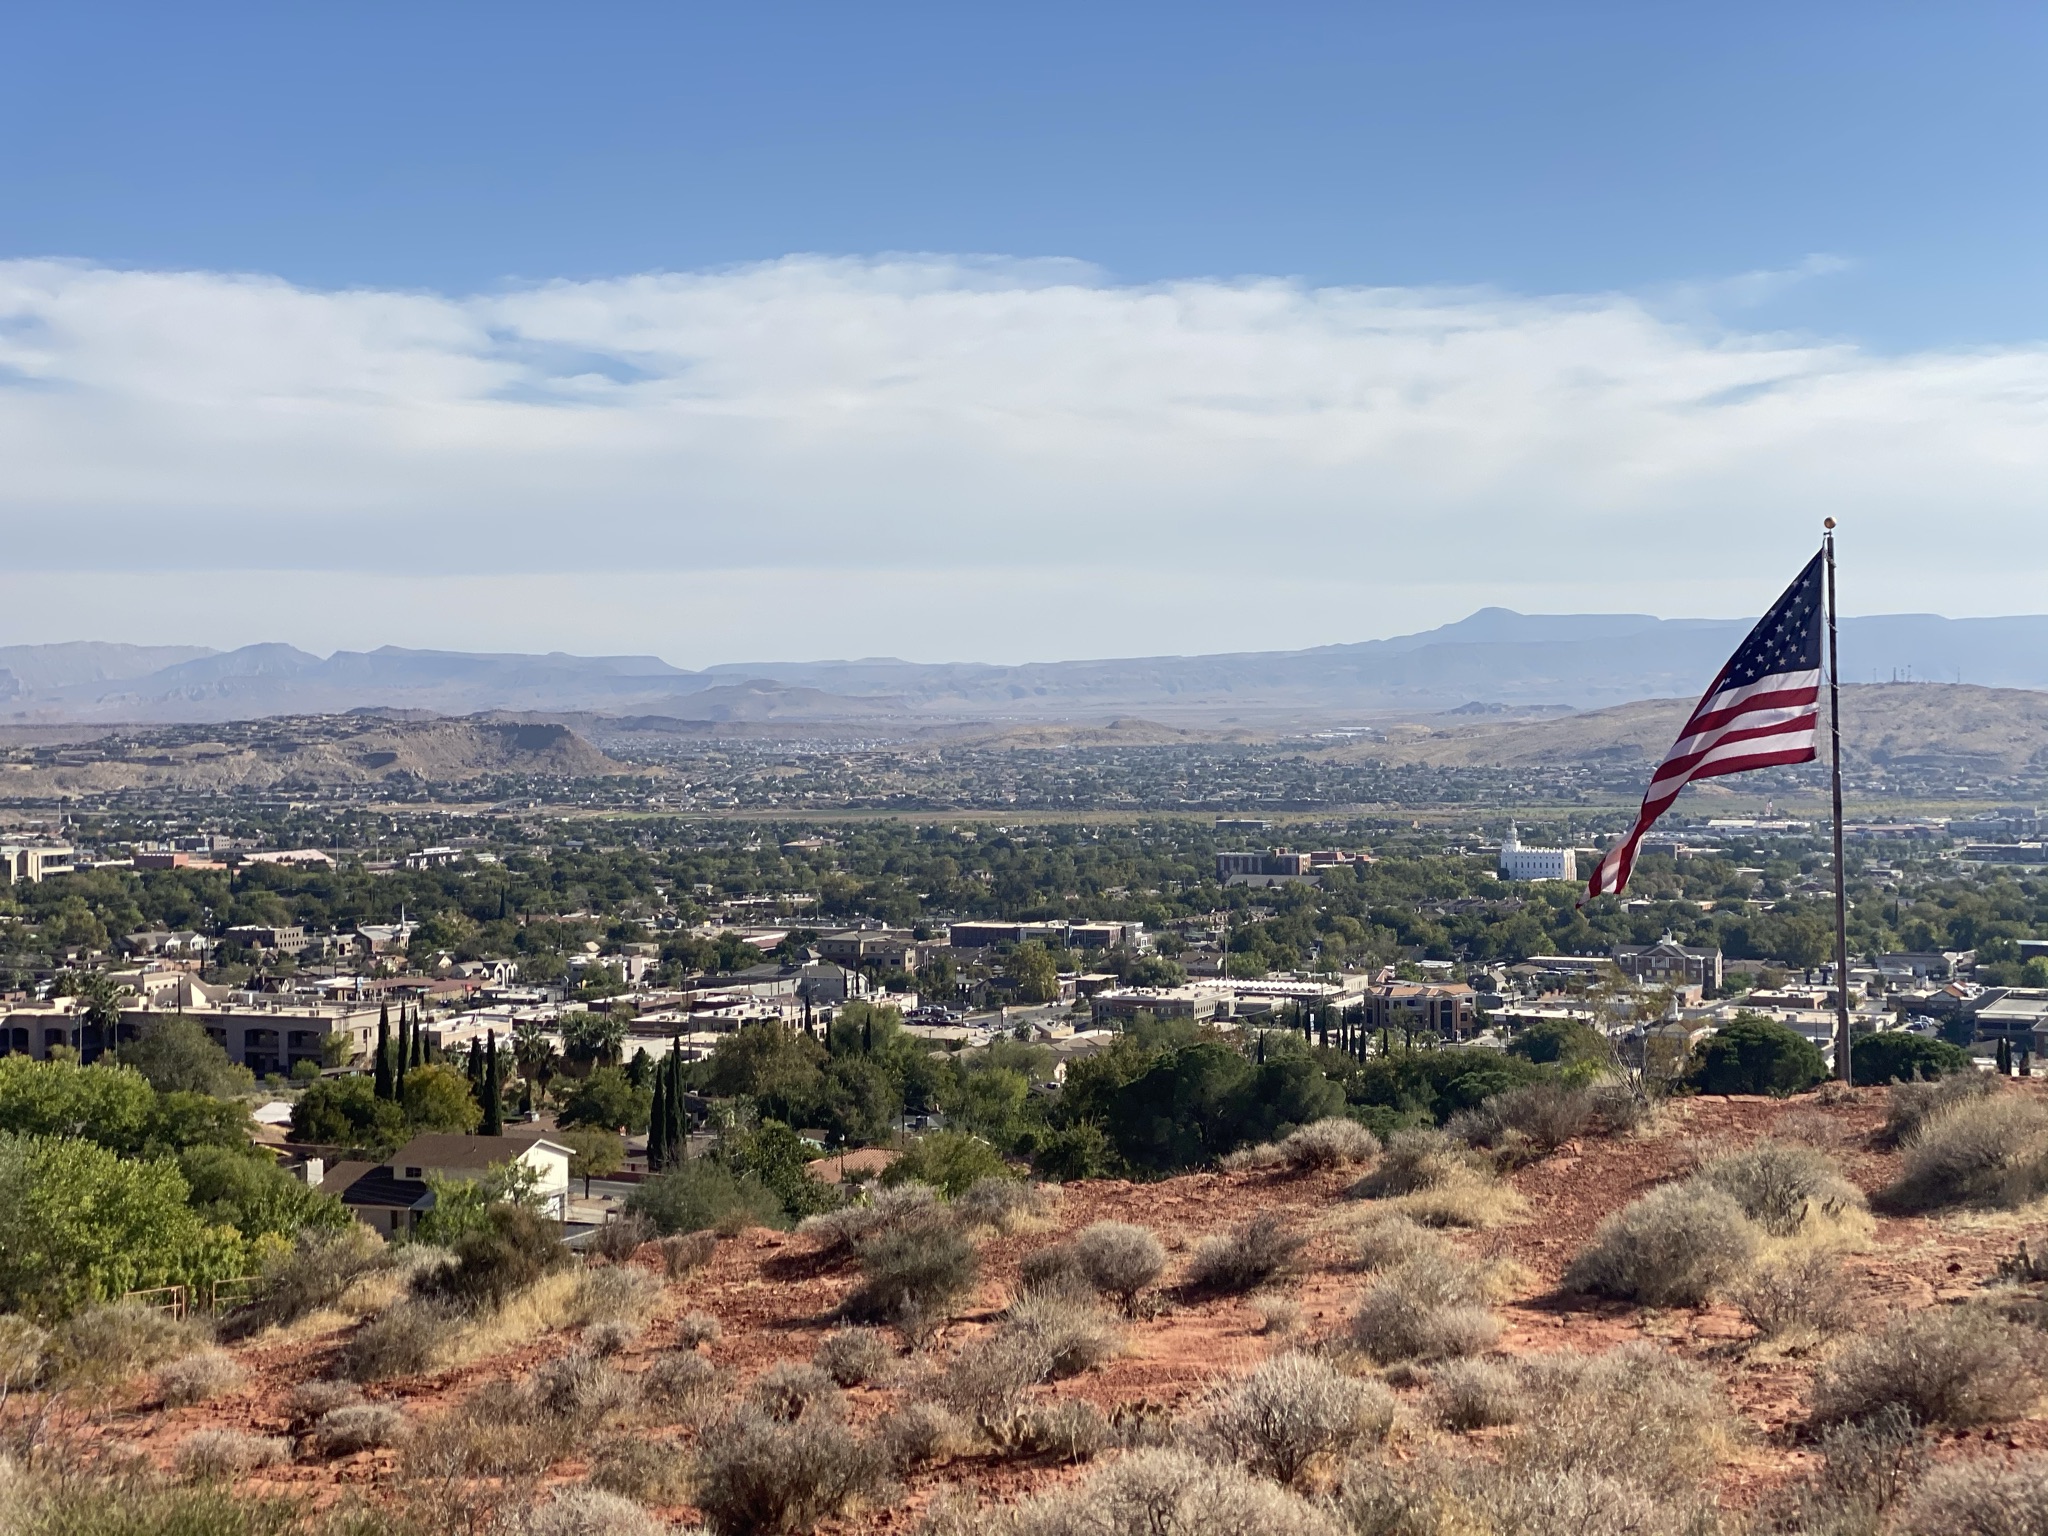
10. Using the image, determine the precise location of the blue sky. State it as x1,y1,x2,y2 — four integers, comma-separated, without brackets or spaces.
4,3,2048,661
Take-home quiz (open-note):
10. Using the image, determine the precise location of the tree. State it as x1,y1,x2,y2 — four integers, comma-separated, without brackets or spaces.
402,1062,484,1134
1004,942,1060,1005
511,1021,560,1107
881,1130,1013,1196
624,1160,784,1236
562,1009,628,1071
1506,1019,1610,1068
373,1004,393,1101
177,1144,348,1241
556,1066,651,1133
557,1126,625,1196
119,1015,252,1097
481,1030,504,1135
0,1055,156,1152
0,1132,245,1318
733,1122,839,1218
289,1076,409,1156
1690,1014,1827,1097
1851,1031,1974,1086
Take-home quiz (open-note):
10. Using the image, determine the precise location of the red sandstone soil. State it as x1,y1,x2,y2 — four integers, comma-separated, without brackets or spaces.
50,1084,2048,1531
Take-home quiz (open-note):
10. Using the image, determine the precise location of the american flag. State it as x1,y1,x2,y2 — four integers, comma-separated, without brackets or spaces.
1586,552,1825,899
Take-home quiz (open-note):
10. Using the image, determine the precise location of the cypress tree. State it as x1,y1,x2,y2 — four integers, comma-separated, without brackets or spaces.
467,1036,484,1088
481,1030,503,1135
649,1066,668,1173
667,1041,686,1163
373,1004,393,1100
1999,1036,2013,1075
862,1017,874,1054
396,1008,410,1092
410,1007,426,1069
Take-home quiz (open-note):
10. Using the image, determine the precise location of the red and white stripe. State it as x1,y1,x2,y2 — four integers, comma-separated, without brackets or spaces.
1585,666,1820,898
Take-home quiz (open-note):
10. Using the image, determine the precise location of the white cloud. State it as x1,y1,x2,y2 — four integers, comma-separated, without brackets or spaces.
1,254,2044,661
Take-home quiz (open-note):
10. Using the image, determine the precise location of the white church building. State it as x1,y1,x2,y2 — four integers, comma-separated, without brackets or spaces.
1499,824,1577,882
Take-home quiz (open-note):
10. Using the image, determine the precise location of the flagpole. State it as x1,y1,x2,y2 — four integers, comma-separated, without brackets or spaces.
1824,519,1851,1084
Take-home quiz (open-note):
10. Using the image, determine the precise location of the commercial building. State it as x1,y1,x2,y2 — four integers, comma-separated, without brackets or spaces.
1613,937,1724,994
223,925,313,956
0,844,74,884
947,920,1144,952
1362,983,1477,1040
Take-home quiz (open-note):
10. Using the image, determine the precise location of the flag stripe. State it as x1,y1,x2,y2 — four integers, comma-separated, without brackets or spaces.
1586,555,1826,901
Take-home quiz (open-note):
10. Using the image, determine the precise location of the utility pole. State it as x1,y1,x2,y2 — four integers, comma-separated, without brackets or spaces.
1825,520,1852,1086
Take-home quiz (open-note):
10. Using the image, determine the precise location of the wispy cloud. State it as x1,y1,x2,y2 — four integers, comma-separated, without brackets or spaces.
0,255,2043,659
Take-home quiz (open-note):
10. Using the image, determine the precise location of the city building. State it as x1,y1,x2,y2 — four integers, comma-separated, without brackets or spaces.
1497,825,1576,883
1216,849,1314,880
0,843,74,884
1362,983,1477,1040
223,924,313,956
1614,937,1724,994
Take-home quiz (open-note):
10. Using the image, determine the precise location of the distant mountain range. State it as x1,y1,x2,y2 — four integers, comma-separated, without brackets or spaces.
3,610,2045,725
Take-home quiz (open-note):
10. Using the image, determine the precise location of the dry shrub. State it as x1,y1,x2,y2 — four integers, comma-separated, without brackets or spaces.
1250,1295,1302,1337
413,1203,569,1311
310,1401,408,1456
0,1314,46,1394
798,1182,939,1255
1904,1453,2048,1536
1349,1131,1527,1227
1587,1080,1651,1135
285,1379,361,1426
1764,1405,1930,1535
174,1429,289,1481
1883,1070,1999,1147
752,1360,839,1422
814,1326,895,1387
1336,1460,1700,1536
659,1229,717,1279
675,1310,722,1348
156,1348,244,1407
1351,1251,1500,1364
1277,1118,1380,1170
882,1400,975,1469
955,1177,1060,1235
1888,1093,2048,1211
640,1349,724,1419
335,1299,457,1382
842,1215,978,1327
1070,1222,1166,1308
521,1487,667,1536
585,1319,640,1357
1430,1357,1525,1430
1220,1141,1288,1172
692,1408,887,1536
589,1216,651,1265
1449,1083,1595,1155
986,1447,1346,1536
532,1351,638,1422
1019,1242,1093,1299
1695,1139,1866,1239
1352,1214,1452,1272
1564,1182,1759,1306
587,1434,694,1504
1186,1214,1306,1295
1195,1352,1395,1486
45,1302,208,1390
942,1330,1055,1421
234,1223,390,1335
1510,1344,1729,1494
570,1264,661,1328
406,1378,576,1480
1734,1251,1854,1339
1812,1307,2040,1428
999,1290,1122,1378
989,1398,1111,1463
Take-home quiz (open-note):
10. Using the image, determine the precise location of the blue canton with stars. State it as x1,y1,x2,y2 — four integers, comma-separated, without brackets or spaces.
1721,552,1825,690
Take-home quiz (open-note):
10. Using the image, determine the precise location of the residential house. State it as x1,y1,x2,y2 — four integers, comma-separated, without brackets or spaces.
321,1132,573,1235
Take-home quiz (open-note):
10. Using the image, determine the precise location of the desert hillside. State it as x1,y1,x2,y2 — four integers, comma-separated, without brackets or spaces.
27,1081,2048,1535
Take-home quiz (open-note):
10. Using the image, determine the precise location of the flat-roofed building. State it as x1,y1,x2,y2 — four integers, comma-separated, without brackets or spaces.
0,844,73,884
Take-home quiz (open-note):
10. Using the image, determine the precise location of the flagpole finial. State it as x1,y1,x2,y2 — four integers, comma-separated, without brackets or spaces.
1823,517,1836,529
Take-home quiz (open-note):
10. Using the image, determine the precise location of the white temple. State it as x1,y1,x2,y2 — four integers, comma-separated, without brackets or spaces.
1499,823,1576,882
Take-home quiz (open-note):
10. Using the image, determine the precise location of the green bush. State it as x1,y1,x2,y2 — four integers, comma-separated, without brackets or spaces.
414,1203,567,1310
625,1159,787,1236
1031,1120,1116,1181
1506,1019,1611,1067
288,1076,408,1156
1689,1014,1826,1097
881,1130,1013,1197
119,1016,254,1098
1851,1032,1973,1086
177,1145,348,1242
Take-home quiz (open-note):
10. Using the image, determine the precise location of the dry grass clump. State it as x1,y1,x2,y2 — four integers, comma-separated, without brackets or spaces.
1070,1221,1166,1309
406,1378,577,1481
335,1298,458,1382
1564,1183,1759,1307
1448,1083,1595,1156
798,1181,939,1255
233,1223,391,1335
971,1447,1347,1536
1695,1139,1868,1240
584,1319,640,1357
640,1349,724,1419
1811,1307,2041,1428
1882,1070,1999,1147
752,1360,840,1422
999,1290,1123,1378
674,1310,722,1348
955,1177,1061,1235
1019,1242,1094,1300
1510,1344,1729,1494
285,1379,361,1426
842,1214,979,1329
1195,1352,1396,1485
586,1434,695,1504
814,1326,895,1387
522,1487,668,1536
569,1264,661,1328
44,1302,209,1390
588,1215,651,1265
173,1429,289,1481
942,1330,1060,1422
1250,1295,1302,1337
532,1351,639,1422
881,1400,975,1469
1352,1214,1453,1273
1763,1406,1929,1535
1278,1118,1382,1170
1904,1453,2048,1536
309,1401,409,1456
1351,1249,1500,1363
1887,1093,2048,1212
993,1398,1114,1463
1430,1357,1525,1430
1335,1461,1694,1536
659,1229,717,1279
692,1408,888,1536
156,1348,244,1407
1348,1129,1529,1228
1186,1214,1307,1295
1734,1251,1855,1340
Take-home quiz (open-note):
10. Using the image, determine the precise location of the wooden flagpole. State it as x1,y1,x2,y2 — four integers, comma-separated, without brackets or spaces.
1825,519,1852,1084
